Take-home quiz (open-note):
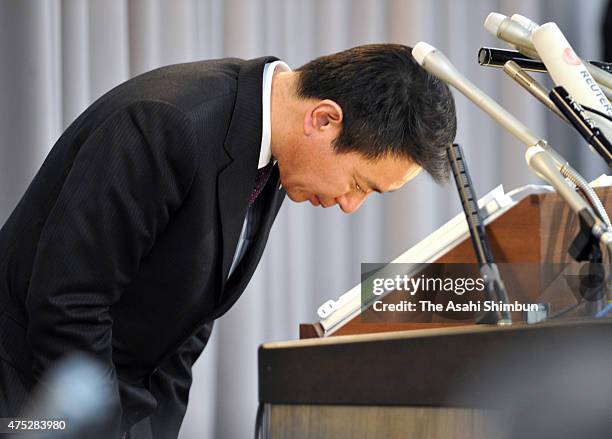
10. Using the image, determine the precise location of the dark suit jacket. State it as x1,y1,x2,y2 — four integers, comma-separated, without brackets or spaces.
0,56,286,438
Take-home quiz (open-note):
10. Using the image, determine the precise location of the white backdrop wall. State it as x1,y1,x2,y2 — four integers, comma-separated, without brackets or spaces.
0,1,608,438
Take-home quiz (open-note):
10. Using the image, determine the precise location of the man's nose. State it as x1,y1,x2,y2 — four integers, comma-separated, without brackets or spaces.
336,193,368,213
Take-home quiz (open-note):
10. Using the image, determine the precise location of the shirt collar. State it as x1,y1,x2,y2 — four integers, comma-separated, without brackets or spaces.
259,60,291,169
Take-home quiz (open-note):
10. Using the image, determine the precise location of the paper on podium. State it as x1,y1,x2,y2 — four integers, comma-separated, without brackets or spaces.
316,183,555,336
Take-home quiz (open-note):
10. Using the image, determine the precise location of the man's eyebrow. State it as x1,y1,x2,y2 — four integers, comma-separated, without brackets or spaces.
360,175,385,194
361,174,405,194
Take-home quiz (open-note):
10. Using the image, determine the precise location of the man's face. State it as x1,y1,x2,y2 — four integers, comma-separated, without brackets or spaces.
277,144,422,214
272,96,422,213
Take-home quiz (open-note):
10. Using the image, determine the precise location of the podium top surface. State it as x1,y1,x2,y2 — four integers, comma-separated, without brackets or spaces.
265,318,608,349
259,319,612,407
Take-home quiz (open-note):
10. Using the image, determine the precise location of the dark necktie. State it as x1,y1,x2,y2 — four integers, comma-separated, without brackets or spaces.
249,162,274,206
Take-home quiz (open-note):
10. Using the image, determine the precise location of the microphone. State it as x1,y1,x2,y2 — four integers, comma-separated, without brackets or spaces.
412,42,610,252
502,60,568,123
549,86,612,168
478,47,546,72
532,22,612,119
485,12,612,93
484,12,539,59
478,47,612,76
510,13,539,33
412,42,538,146
591,61,612,74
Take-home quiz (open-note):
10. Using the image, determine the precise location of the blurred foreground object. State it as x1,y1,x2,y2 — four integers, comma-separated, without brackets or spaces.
17,353,115,439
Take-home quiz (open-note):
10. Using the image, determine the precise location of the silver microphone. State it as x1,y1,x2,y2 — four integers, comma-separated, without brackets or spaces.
484,12,612,94
412,42,539,146
484,12,539,59
502,60,569,123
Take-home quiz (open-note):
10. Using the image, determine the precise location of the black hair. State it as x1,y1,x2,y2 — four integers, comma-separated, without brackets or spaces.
296,43,456,183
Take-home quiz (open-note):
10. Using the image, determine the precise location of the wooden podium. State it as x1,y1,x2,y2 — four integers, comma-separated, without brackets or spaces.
258,187,612,438
259,319,612,439
300,186,612,338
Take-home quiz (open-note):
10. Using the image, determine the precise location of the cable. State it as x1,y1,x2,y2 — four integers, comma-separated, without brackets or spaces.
254,403,265,439
583,105,612,123
560,163,612,229
255,403,264,439
554,103,612,229
539,144,612,229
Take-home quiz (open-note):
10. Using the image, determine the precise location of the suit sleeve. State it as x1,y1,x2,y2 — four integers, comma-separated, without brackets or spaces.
24,101,199,437
146,322,214,439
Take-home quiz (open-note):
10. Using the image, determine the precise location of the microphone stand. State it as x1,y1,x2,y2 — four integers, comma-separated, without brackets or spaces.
525,143,612,316
447,143,512,325
501,65,612,316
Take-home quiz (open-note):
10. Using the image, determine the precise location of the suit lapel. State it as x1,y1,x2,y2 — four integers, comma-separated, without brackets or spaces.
217,56,278,286
213,167,286,318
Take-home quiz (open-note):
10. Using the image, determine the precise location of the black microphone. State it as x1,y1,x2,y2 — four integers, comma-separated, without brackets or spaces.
478,47,612,75
478,47,545,72
549,86,612,168
591,61,612,74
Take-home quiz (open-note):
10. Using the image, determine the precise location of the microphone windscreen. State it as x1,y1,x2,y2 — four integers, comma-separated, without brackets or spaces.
412,42,436,65
484,12,507,36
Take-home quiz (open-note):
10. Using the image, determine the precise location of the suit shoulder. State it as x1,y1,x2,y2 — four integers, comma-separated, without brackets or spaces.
123,58,246,111
59,58,260,154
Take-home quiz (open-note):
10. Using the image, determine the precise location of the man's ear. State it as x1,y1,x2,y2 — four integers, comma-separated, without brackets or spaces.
304,99,343,135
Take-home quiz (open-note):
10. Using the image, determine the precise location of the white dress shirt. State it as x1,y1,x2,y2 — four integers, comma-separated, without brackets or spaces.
228,60,292,277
